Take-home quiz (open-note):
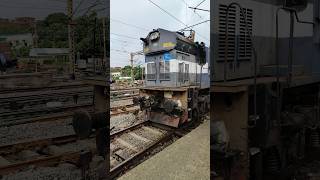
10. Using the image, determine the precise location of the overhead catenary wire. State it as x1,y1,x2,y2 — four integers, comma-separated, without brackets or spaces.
178,20,209,31
147,0,188,27
111,49,130,54
110,38,141,45
72,0,86,16
194,0,206,8
111,48,143,54
188,7,210,12
146,0,209,42
75,0,104,16
111,41,142,49
111,18,150,31
110,33,140,40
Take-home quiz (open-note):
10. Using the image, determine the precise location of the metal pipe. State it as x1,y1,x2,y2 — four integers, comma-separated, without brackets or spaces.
275,7,314,125
288,11,294,86
225,2,258,125
276,7,282,127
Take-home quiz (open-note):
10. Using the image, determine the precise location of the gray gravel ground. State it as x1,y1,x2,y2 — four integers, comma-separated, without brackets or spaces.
0,119,74,146
1,156,106,180
110,111,146,134
110,113,136,131
1,164,82,180
110,99,133,108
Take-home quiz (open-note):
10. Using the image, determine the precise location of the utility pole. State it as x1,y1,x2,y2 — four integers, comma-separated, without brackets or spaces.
93,17,97,73
102,17,107,74
33,21,38,48
141,66,144,81
130,51,143,85
67,0,75,79
130,53,134,84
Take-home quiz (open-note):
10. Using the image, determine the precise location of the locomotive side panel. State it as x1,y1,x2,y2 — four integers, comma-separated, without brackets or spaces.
211,0,320,82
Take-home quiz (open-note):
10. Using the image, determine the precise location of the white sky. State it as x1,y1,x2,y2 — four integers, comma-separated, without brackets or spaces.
110,0,210,67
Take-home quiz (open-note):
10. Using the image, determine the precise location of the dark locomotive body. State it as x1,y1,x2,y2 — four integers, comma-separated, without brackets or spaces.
211,0,320,179
136,29,210,127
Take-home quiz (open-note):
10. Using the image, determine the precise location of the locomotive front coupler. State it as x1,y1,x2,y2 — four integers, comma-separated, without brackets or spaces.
133,95,183,116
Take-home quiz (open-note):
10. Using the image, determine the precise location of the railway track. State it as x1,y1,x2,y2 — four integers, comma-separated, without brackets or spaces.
0,80,101,177
0,152,81,175
0,134,96,175
110,121,175,179
0,103,93,127
1,101,134,128
0,82,89,94
0,84,94,127
110,88,139,101
110,103,139,116
0,86,93,112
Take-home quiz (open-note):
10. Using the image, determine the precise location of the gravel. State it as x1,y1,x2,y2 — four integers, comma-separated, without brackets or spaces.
1,164,82,180
55,139,96,153
0,119,74,146
119,134,147,151
110,113,136,132
111,99,133,108
134,128,164,141
110,111,146,134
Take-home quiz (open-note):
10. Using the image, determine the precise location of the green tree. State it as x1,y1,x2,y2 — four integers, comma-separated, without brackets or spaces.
134,66,143,80
121,65,131,77
37,13,68,48
120,65,143,80
37,12,109,59
11,41,32,58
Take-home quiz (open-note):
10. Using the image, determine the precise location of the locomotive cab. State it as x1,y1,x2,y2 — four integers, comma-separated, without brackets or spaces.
141,28,209,88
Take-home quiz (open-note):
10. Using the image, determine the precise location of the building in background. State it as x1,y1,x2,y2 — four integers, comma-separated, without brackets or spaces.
13,17,35,25
0,33,33,48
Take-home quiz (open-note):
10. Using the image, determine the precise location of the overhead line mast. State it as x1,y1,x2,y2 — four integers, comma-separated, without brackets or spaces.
67,0,76,79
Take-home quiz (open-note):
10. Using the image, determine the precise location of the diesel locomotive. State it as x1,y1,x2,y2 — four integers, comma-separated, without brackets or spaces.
134,28,210,127
211,0,320,179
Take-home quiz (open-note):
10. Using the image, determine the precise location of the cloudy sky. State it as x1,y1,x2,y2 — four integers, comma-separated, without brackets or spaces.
110,0,210,67
0,0,107,19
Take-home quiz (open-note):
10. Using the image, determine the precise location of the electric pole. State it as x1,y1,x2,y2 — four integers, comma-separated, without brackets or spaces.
68,0,75,79
130,53,134,84
130,51,143,85
33,21,38,48
102,17,107,73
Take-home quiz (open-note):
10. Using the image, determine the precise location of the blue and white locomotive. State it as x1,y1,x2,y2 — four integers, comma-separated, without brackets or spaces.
134,29,210,128
141,28,209,88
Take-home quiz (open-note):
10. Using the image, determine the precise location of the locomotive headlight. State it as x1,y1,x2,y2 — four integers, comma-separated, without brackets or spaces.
150,32,160,41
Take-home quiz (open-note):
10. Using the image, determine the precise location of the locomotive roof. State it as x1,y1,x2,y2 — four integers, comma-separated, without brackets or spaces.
148,28,194,44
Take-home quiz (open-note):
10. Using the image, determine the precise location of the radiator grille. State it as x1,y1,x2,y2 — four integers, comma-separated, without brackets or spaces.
218,4,253,62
